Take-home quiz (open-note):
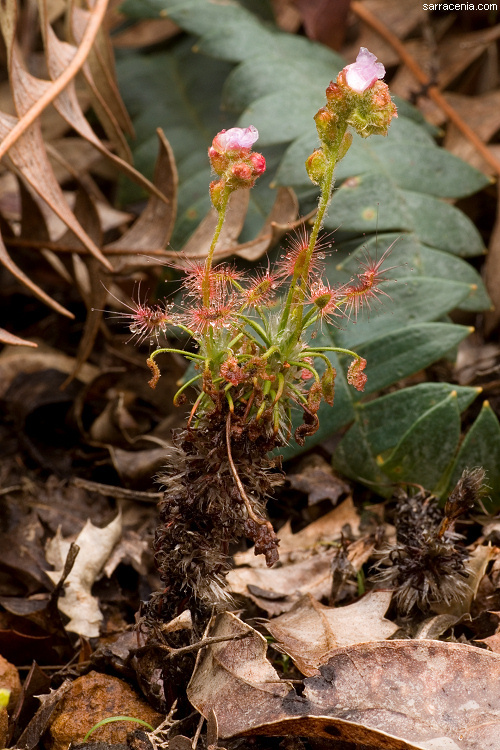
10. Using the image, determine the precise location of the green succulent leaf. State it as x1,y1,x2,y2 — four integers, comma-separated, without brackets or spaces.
444,402,500,510
377,391,462,492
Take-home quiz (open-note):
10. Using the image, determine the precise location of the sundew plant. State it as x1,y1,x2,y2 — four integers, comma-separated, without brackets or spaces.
128,48,397,622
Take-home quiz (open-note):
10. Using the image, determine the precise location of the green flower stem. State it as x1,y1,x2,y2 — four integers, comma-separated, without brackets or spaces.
227,332,245,350
304,350,333,368
149,347,205,362
237,314,271,346
277,276,298,336
287,381,308,405
202,190,231,307
262,344,280,361
173,373,203,405
288,360,320,382
302,346,362,359
290,121,349,333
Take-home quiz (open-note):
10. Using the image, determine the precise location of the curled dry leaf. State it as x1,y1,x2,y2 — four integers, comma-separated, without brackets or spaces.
187,611,294,736
45,514,122,638
179,187,299,263
199,634,500,749
265,591,399,676
0,0,169,320
227,548,341,617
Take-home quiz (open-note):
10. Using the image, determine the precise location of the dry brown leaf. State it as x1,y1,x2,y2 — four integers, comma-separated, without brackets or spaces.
46,514,122,638
189,622,500,749
345,0,426,68
287,454,350,506
112,18,180,48
477,631,500,653
0,1,112,270
38,1,166,202
265,591,399,676
443,91,500,173
0,343,99,398
240,716,425,749
0,231,74,318
0,0,170,322
187,611,294,736
304,640,500,750
227,548,339,616
105,129,178,263
0,328,37,348
294,0,351,50
270,0,302,34
69,2,134,161
234,496,360,568
179,187,299,263
390,26,500,101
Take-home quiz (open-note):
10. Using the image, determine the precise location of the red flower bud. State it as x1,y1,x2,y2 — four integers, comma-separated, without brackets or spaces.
249,151,266,175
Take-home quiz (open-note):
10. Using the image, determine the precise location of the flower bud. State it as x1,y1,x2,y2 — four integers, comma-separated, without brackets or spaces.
307,381,323,413
305,148,327,186
347,357,367,391
231,162,253,182
347,84,397,138
314,107,338,146
209,179,227,210
321,365,336,406
207,146,228,176
249,151,266,176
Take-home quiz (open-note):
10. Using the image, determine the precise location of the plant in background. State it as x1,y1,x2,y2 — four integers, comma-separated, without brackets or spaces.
131,48,397,623
370,468,486,614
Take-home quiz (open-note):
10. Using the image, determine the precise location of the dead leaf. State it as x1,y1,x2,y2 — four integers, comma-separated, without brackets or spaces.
45,514,122,638
112,17,179,48
0,328,37,347
0,344,99,398
390,26,500,101
304,640,500,750
179,188,299,263
234,496,360,568
239,715,426,749
227,548,339,616
294,0,351,50
287,454,349,506
265,591,399,676
103,530,149,577
443,91,500,173
187,611,294,736
432,544,496,617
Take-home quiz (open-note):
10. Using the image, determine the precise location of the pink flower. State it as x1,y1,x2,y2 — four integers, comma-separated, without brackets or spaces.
211,125,259,153
344,47,385,94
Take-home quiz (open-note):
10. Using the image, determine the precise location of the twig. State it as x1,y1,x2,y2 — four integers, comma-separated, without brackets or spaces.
72,477,162,503
351,0,500,176
0,0,109,160
137,632,251,659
